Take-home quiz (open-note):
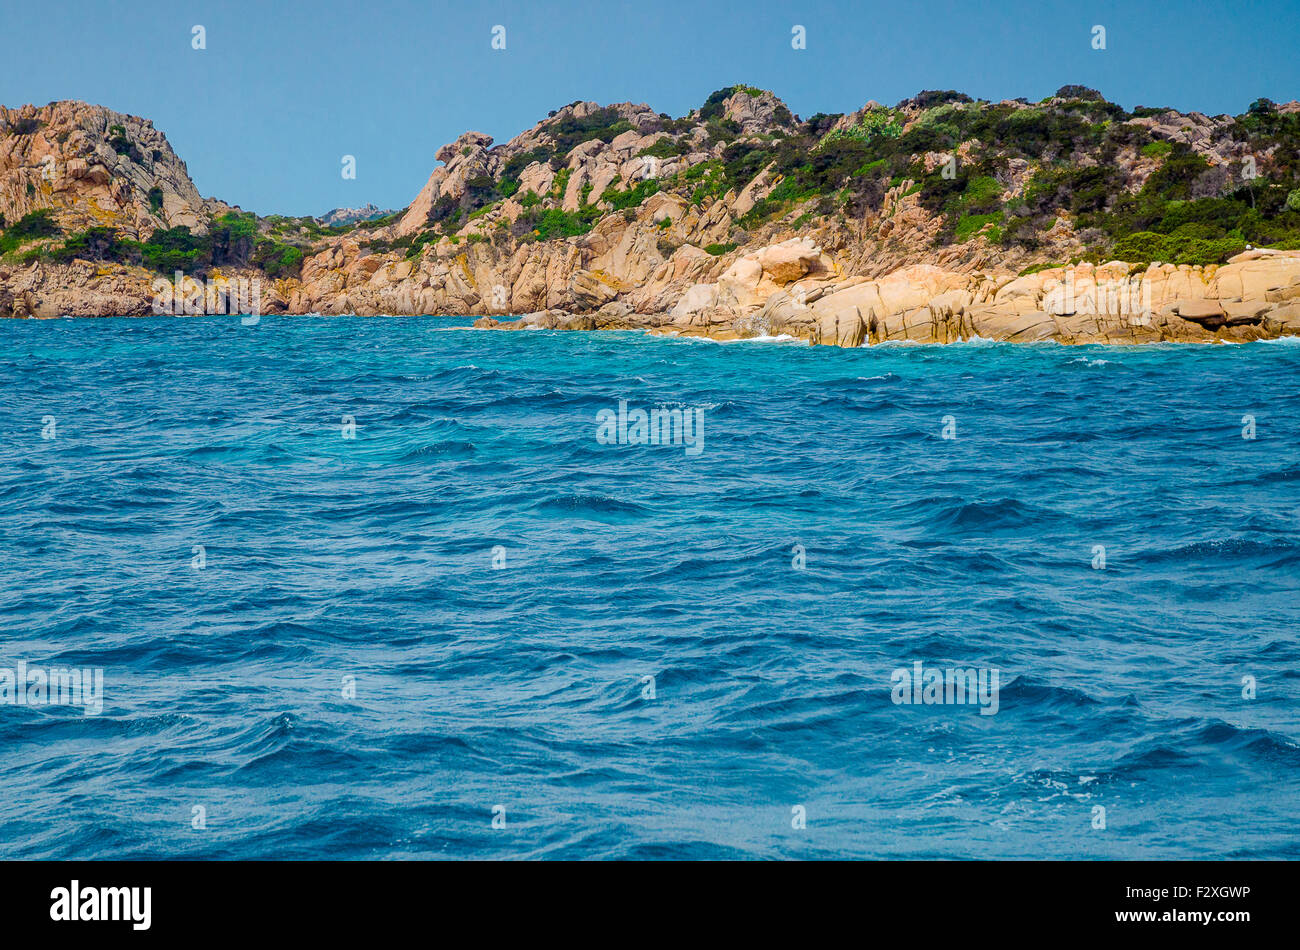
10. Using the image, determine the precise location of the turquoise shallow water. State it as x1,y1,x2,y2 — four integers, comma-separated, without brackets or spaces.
0,316,1297,859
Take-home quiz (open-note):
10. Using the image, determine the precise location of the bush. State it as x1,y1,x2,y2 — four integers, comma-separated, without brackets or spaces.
546,107,634,155
1055,85,1104,101
704,242,737,255
954,212,1002,242
404,231,440,259
817,109,903,148
903,90,973,110
703,117,742,148
141,225,206,273
108,124,142,162
698,86,761,122
1111,230,1247,266
44,227,140,265
600,178,660,211
1018,261,1060,276
252,241,305,278
0,209,61,255
501,147,554,179
638,137,686,159
208,212,258,266
514,206,599,241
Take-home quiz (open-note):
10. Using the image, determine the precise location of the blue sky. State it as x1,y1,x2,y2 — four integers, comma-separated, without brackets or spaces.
2,0,1295,217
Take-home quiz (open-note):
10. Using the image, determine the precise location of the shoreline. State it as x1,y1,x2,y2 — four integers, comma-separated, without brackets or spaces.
8,312,1300,352
469,242,1300,346
6,242,1299,348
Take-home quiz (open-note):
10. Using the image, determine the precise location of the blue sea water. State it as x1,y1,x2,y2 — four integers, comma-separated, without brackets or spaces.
0,315,1297,860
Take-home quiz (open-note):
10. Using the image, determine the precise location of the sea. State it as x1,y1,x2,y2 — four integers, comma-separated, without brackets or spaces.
1,315,1297,859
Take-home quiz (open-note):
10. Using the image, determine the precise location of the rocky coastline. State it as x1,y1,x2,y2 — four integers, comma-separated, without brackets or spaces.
4,87,1300,346
4,240,1299,347
471,240,1300,346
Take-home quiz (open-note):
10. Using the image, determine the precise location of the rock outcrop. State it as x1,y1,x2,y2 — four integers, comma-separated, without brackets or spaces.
1,101,210,236
469,246,1300,346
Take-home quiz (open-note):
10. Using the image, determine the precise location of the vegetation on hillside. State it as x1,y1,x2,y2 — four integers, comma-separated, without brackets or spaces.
0,210,311,277
5,85,1300,276
371,84,1300,268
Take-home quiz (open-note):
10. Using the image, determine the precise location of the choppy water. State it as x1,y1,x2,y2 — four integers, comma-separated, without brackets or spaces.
1,316,1297,859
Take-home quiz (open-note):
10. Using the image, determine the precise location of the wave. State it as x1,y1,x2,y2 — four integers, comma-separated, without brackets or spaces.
1138,537,1300,567
2,316,1298,860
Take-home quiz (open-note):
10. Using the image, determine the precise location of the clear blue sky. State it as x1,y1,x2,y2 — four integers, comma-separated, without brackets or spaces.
2,0,1295,217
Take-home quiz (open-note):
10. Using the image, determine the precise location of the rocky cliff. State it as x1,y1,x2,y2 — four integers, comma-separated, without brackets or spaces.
4,86,1300,346
0,100,214,237
474,238,1300,345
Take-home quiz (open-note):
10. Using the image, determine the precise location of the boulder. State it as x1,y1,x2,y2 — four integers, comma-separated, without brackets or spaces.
1173,298,1228,328
569,269,619,309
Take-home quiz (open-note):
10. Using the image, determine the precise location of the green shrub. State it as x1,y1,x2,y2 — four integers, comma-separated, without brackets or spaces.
638,137,686,159
352,211,403,230
961,175,1003,208
551,168,571,199
405,230,441,259
546,107,635,155
0,209,61,255
954,212,1002,242
817,109,903,149
107,124,141,161
141,225,206,272
687,163,728,206
905,90,974,110
207,212,258,267
1018,261,1060,276
514,206,600,241
704,242,737,255
1111,230,1248,266
600,178,660,211
698,86,762,122
251,241,305,278
43,227,141,265
502,147,554,179
1055,85,1105,101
